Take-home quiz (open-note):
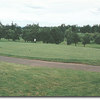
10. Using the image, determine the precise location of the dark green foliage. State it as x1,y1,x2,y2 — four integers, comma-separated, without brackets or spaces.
22,25,64,44
71,25,79,33
22,29,31,42
65,27,80,46
50,27,64,44
95,35,100,44
0,21,100,45
1,22,22,41
58,24,66,34
91,25,100,33
82,34,91,47
67,34,73,45
22,24,39,42
0,22,3,39
80,25,92,33
65,27,73,45
72,33,80,46
39,27,54,43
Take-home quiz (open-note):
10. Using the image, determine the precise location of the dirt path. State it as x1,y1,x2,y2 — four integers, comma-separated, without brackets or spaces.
0,56,100,72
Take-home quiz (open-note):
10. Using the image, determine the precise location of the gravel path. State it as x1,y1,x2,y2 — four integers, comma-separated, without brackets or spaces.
0,56,100,72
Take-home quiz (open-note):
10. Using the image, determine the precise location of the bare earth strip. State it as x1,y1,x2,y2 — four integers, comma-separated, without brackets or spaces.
0,56,100,72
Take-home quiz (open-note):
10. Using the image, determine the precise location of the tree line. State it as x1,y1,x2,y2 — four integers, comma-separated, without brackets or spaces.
0,22,100,46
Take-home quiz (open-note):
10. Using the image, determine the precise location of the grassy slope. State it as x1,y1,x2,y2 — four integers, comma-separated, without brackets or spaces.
0,41,100,65
0,62,100,96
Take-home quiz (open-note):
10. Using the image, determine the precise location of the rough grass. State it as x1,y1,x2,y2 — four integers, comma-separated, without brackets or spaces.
0,41,100,65
0,62,100,96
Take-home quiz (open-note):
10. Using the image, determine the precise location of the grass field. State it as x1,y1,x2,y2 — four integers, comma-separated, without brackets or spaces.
0,41,100,65
0,62,100,96
61,41,100,49
0,40,100,96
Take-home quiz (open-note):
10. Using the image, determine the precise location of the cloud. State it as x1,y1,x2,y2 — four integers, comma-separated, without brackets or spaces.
25,5,45,10
90,8,100,15
0,0,100,26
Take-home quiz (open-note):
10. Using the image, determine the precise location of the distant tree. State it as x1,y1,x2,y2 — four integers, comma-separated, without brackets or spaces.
58,24,66,34
65,27,72,37
8,29,15,40
80,25,92,33
72,33,80,46
50,27,64,44
0,22,3,39
98,25,100,33
66,33,73,45
30,24,39,42
65,27,73,45
1,21,100,45
71,25,79,33
2,23,22,41
82,34,91,47
11,22,22,41
39,27,54,43
95,35,100,44
22,24,39,42
0,32,1,39
88,33,98,42
22,29,30,42
91,25,99,33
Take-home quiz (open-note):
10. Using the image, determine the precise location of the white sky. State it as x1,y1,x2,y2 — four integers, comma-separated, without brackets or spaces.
0,0,100,26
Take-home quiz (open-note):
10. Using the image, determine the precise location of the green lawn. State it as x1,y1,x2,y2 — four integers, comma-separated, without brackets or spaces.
0,41,100,65
71,43,100,49
61,40,100,49
0,62,100,96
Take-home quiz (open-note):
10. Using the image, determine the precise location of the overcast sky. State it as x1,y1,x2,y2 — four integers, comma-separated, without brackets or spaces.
0,0,100,26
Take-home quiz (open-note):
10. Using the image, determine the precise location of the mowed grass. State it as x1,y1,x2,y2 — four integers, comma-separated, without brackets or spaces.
0,41,100,65
61,41,100,49
0,62,100,96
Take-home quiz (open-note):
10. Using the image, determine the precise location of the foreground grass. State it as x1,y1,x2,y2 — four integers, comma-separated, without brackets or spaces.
0,41,100,65
0,62,100,96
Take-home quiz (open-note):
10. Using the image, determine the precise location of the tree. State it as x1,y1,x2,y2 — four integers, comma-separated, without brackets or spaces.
0,22,3,39
39,27,54,43
95,35,100,44
22,29,31,42
82,34,91,47
65,27,75,45
2,23,22,41
71,25,79,33
22,24,39,42
91,25,99,33
72,33,80,46
58,24,66,34
8,29,15,40
80,25,92,33
66,33,73,45
50,27,64,44
10,22,22,41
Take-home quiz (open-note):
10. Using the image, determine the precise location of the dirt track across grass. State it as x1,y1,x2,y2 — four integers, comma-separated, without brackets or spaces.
0,56,100,72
